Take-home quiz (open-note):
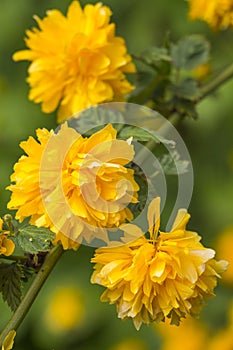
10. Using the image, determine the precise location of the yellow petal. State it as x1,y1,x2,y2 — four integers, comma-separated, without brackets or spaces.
2,238,15,256
120,223,144,241
147,197,160,238
171,209,191,231
2,330,16,350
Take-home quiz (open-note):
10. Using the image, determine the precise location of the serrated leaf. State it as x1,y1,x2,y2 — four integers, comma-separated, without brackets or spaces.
141,47,171,66
172,78,200,101
157,150,189,175
67,105,125,135
15,225,55,254
118,126,175,147
171,35,210,70
0,262,23,311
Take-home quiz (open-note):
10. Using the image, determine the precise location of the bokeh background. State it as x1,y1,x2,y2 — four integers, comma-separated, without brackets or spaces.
0,0,233,349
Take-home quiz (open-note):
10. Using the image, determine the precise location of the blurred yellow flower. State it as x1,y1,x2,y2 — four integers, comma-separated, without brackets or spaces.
188,0,233,30
44,286,85,332
91,197,228,330
13,1,135,123
2,330,16,350
155,316,208,350
0,218,15,256
7,123,138,249
193,63,211,81
215,227,233,285
109,338,148,350
208,329,233,350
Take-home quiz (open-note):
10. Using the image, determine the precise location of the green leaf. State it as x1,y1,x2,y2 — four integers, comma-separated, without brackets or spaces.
15,225,55,254
129,71,156,103
0,262,23,311
118,126,175,147
174,98,198,119
158,150,189,175
172,78,200,101
67,105,125,135
141,47,171,66
21,266,36,283
171,35,210,70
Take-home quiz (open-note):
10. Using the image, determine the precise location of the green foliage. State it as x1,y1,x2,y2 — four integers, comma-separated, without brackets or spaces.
68,105,125,135
158,150,189,175
0,262,23,311
171,35,210,70
132,34,210,120
14,225,55,254
118,125,176,148
129,71,156,104
140,47,171,67
171,78,200,101
173,98,198,119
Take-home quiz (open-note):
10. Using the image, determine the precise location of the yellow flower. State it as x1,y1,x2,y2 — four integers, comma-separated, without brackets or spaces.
109,338,148,350
208,329,233,350
193,63,211,81
215,227,233,285
13,1,135,123
91,197,228,330
2,330,16,350
7,123,138,249
188,0,233,30
0,218,15,256
44,286,85,332
155,316,208,350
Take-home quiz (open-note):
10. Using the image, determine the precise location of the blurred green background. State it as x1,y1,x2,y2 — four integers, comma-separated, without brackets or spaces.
0,0,233,349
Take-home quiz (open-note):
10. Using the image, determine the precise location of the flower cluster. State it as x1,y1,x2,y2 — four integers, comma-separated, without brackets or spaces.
188,0,233,30
7,123,139,249
91,198,228,330
13,1,135,122
0,1,231,347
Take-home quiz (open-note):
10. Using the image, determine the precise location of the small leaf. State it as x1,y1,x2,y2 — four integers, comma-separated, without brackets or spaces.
172,78,200,101
67,105,125,135
118,126,175,147
15,225,55,254
141,47,171,66
157,150,189,175
175,98,198,119
171,35,210,70
0,263,23,311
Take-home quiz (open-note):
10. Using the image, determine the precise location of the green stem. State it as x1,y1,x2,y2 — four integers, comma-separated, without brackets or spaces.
200,62,233,100
0,255,27,262
0,244,64,346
